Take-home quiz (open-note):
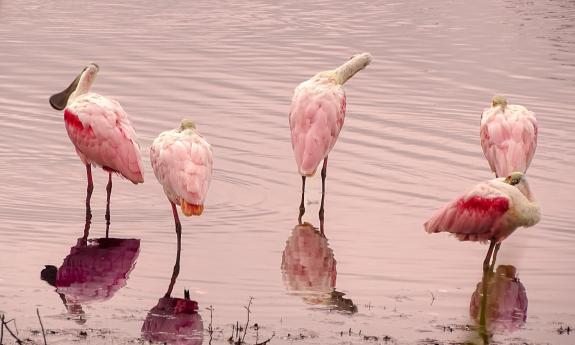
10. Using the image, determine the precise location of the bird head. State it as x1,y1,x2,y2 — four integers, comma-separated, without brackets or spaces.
49,63,99,110
492,95,508,111
503,172,535,201
180,119,196,130
503,172,523,186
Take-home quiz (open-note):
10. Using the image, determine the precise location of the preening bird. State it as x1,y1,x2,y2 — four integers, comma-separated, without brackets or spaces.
49,63,144,235
150,119,213,297
424,172,540,271
289,53,372,225
480,96,538,178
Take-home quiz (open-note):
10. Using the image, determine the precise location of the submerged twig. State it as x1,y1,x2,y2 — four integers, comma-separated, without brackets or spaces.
37,308,47,345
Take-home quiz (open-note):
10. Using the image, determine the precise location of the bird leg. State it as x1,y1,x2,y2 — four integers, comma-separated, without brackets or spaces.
490,243,501,272
483,240,496,273
105,172,112,238
165,202,182,298
83,164,94,241
298,176,306,224
319,157,328,234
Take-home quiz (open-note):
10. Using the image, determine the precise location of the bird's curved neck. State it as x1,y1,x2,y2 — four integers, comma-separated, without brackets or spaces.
70,70,96,103
334,53,372,85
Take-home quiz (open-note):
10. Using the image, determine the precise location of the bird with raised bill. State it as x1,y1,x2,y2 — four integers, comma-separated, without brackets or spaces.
49,63,144,236
289,53,372,226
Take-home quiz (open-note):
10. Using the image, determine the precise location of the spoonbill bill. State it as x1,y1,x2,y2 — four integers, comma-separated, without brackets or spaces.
289,53,372,224
480,95,538,259
150,119,213,297
424,172,540,272
49,63,144,235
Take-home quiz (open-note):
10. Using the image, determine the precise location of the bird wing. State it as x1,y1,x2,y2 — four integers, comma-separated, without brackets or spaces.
65,93,144,183
289,80,345,176
480,106,538,177
424,181,511,241
150,129,213,205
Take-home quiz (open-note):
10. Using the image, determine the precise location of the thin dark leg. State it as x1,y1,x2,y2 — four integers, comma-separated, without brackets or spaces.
298,176,306,224
105,172,112,238
83,164,94,241
319,157,328,235
165,202,182,298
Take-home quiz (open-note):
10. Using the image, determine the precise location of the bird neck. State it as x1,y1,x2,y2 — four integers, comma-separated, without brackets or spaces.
70,69,96,103
334,53,372,85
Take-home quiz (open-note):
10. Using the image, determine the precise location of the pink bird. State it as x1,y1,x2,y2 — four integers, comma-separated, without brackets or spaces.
424,172,540,271
49,63,144,235
289,53,372,226
480,96,538,178
479,96,538,260
150,119,213,297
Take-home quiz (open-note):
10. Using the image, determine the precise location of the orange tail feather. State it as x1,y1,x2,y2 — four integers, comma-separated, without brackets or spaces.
181,200,204,216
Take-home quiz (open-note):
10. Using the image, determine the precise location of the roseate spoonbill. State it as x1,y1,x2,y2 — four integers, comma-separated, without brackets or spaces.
49,63,144,235
289,53,372,225
480,96,538,259
150,119,213,297
424,172,540,272
480,96,538,178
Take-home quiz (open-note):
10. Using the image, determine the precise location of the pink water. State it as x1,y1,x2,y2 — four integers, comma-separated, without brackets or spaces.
1,0,574,344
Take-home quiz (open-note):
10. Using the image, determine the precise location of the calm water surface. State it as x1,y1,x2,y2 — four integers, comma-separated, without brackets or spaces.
1,0,574,344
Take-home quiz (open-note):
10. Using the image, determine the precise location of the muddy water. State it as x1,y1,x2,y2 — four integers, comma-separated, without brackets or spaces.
1,0,574,344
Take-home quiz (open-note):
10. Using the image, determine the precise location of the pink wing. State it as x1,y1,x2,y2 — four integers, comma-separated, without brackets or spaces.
289,80,346,176
480,105,538,177
150,130,213,206
64,93,144,183
424,182,510,242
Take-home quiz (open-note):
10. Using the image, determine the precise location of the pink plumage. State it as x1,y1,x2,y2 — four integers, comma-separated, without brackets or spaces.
480,99,538,177
289,74,346,176
65,94,144,183
150,120,213,216
424,175,540,243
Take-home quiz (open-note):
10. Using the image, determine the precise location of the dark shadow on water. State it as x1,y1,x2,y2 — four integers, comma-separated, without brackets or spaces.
40,217,140,324
141,215,204,344
281,222,357,313
469,264,528,344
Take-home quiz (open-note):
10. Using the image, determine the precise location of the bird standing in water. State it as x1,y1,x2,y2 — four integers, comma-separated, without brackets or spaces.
150,119,213,297
289,53,372,227
479,95,538,261
424,172,540,272
49,63,144,236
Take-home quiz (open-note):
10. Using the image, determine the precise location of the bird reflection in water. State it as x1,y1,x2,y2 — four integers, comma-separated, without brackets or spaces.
141,222,204,344
281,222,356,313
40,218,140,323
470,264,527,344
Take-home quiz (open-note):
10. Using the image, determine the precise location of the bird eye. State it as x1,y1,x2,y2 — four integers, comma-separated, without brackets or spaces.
511,179,519,185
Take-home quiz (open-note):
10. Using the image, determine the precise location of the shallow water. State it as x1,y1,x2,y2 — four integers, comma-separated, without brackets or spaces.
1,0,575,344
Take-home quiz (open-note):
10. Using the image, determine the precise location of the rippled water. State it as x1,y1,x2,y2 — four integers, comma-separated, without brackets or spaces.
1,0,574,344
